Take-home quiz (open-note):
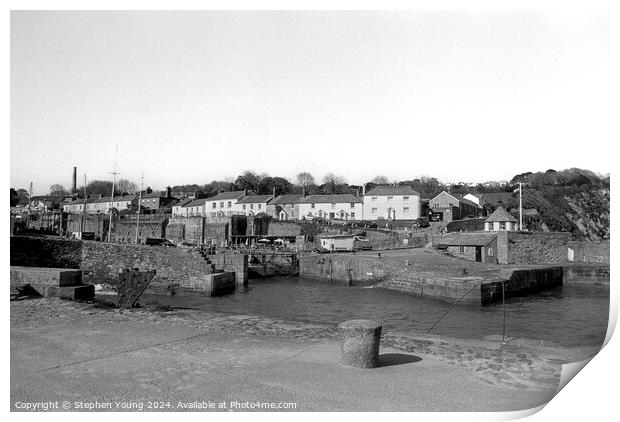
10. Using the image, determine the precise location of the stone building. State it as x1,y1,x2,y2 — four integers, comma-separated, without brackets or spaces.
437,232,498,264
429,191,480,222
138,187,178,212
484,206,518,231
363,185,421,220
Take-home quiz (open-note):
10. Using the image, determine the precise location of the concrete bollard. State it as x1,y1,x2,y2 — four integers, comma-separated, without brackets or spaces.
338,319,382,368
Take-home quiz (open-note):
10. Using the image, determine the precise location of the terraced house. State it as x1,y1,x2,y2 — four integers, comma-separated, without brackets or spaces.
204,191,250,218
296,194,363,221
268,194,304,220
363,186,421,220
233,195,274,216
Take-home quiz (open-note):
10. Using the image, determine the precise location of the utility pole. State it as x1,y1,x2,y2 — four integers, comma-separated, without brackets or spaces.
27,181,33,226
107,145,119,242
81,174,87,233
519,182,523,231
135,172,144,244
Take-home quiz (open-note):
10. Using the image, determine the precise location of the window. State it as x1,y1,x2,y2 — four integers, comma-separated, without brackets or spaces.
227,201,232,208
371,208,377,214
258,204,261,209
448,203,453,207
488,248,494,256
371,196,377,201
459,246,465,253
220,202,224,208
331,203,336,209
243,204,246,210
403,196,409,201
250,204,254,209
350,212,355,218
212,203,216,209
311,203,315,209
403,207,409,213
500,222,506,230
350,203,355,208
387,196,393,201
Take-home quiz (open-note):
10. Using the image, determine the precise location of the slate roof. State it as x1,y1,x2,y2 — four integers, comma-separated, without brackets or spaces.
141,191,176,199
365,186,420,196
174,197,194,208
271,194,304,205
485,206,517,223
436,232,497,247
296,194,363,204
236,195,274,204
91,194,136,204
183,198,208,208
451,193,481,208
208,191,251,201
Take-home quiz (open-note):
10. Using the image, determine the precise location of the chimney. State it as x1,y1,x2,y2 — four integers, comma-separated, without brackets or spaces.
166,186,171,198
72,167,77,193
362,183,366,196
146,187,152,194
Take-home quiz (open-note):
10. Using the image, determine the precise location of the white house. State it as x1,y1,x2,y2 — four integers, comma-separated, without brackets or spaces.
484,206,518,231
296,194,363,221
171,197,193,217
233,195,274,216
204,191,249,218
363,186,421,220
268,194,304,220
85,195,135,214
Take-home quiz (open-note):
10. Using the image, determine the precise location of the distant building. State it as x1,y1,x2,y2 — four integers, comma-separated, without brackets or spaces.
85,194,135,214
234,195,274,216
363,186,421,220
180,197,209,217
428,191,480,222
269,194,304,220
171,197,193,217
138,187,178,211
436,232,498,264
205,191,250,218
484,206,518,231
296,194,363,221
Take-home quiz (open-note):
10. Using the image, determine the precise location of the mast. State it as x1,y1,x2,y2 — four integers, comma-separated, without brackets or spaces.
135,172,144,244
107,145,119,242
519,182,523,231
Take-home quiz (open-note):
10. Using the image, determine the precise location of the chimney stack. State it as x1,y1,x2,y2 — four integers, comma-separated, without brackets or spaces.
166,186,171,199
362,183,366,196
72,167,77,193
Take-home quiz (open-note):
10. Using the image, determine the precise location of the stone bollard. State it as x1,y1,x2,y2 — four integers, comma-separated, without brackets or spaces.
338,319,382,368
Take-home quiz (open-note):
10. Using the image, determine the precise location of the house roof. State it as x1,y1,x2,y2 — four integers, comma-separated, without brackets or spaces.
365,186,420,196
296,194,362,204
208,191,250,201
451,193,481,208
91,194,136,204
237,195,274,204
183,198,208,207
486,206,517,223
141,191,175,199
271,194,304,205
479,192,515,206
436,232,497,247
174,197,194,207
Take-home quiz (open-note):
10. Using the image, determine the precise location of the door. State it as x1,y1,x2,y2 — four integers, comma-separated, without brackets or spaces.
475,247,482,262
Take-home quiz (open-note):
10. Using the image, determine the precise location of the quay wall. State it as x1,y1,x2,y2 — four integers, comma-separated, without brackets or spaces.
299,253,395,284
564,264,610,286
208,254,248,287
568,240,610,264
10,236,215,294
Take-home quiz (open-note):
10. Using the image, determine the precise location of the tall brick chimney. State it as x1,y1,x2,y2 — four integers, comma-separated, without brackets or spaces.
72,167,77,193
166,186,171,198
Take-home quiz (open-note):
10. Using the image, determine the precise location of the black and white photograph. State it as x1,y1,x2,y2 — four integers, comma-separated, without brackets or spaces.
7,1,615,416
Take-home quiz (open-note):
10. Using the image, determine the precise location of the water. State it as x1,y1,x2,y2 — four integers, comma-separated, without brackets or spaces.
144,276,609,348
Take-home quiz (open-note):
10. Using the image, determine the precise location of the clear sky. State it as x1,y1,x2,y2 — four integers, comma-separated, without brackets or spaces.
10,10,611,195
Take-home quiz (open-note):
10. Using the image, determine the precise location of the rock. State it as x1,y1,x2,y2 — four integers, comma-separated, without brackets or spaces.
338,319,382,368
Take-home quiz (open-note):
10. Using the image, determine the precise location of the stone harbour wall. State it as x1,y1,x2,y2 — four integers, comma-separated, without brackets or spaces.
568,240,610,264
208,254,248,287
564,264,610,285
10,236,83,268
505,232,572,265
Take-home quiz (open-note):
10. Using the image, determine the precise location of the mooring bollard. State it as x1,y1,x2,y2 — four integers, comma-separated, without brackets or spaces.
338,319,382,368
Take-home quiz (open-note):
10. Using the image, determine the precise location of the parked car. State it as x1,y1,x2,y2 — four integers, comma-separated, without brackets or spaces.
145,238,177,247
413,217,430,228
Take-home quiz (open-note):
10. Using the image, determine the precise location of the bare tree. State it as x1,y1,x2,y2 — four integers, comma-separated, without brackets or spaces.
49,184,68,196
322,173,346,185
371,175,389,184
296,172,315,188
116,179,138,194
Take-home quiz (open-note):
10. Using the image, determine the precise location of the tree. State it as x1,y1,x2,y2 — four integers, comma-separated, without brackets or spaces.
84,180,113,196
371,175,389,184
258,176,292,195
296,172,315,189
49,184,69,196
322,173,346,185
116,179,138,194
234,170,261,193
10,188,19,207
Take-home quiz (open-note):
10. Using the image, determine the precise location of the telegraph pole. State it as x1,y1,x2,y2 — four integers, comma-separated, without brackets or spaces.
81,174,87,233
135,172,144,244
107,145,119,242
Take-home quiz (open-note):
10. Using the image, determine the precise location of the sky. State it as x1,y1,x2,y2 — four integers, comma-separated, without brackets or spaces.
10,9,611,195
